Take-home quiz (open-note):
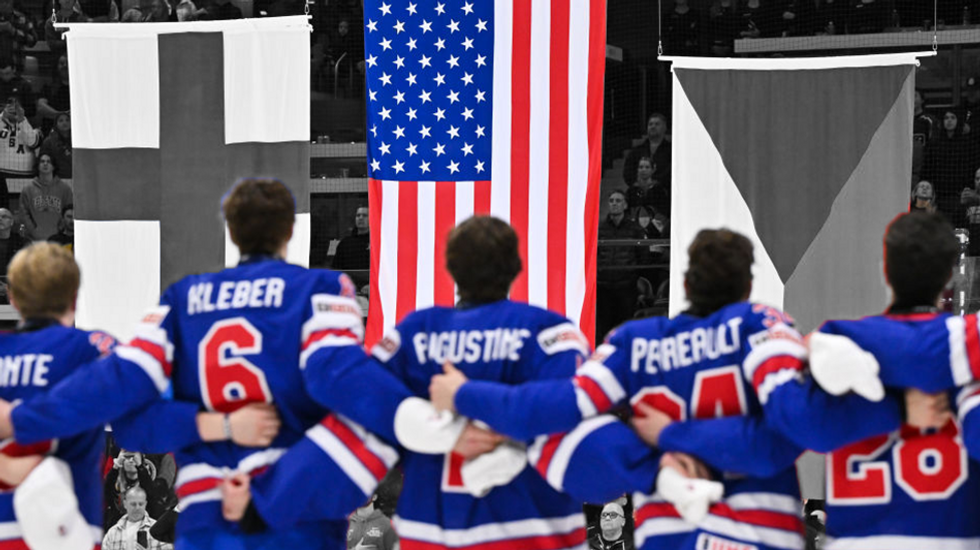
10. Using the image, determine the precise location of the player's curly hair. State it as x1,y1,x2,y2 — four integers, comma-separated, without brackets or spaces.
885,211,958,308
446,216,522,304
684,229,753,316
222,178,295,257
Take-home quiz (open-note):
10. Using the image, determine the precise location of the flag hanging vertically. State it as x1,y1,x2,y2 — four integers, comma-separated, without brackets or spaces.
668,54,925,334
66,17,311,341
362,0,608,347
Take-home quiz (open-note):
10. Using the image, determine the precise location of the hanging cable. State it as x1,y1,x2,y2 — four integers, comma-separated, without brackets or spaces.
933,0,938,52
657,0,663,57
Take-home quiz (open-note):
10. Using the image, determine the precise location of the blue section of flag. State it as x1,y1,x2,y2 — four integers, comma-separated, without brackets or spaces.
364,0,493,181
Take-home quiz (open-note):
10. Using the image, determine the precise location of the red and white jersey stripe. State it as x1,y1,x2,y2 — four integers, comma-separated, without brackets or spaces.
742,328,806,405
299,293,364,368
174,448,286,509
305,415,399,497
364,0,607,348
529,415,617,491
394,513,587,550
0,521,103,550
946,315,980,387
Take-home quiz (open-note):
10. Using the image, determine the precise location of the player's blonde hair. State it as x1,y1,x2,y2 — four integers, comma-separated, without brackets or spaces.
8,242,79,319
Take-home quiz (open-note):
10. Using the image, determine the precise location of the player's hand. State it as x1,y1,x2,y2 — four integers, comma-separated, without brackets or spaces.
354,537,378,550
905,388,951,429
631,401,673,447
0,400,15,439
429,362,468,413
229,403,281,447
452,422,504,459
660,452,711,480
220,472,252,521
0,453,42,487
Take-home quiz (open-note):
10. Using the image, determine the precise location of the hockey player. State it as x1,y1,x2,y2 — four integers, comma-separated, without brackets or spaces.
428,228,911,550
0,242,280,550
0,178,425,549
763,211,980,550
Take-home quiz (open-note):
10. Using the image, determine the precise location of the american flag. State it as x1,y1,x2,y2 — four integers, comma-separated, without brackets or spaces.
364,0,607,346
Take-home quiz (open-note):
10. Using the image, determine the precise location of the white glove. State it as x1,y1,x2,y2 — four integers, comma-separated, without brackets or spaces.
809,332,885,402
394,397,467,454
460,441,527,497
655,467,724,524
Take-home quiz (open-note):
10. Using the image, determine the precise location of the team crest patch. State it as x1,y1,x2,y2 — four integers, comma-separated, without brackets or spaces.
339,273,357,299
695,533,757,550
366,527,382,538
139,305,171,326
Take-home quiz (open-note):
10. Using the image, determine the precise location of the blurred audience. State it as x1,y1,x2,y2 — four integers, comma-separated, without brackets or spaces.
332,205,370,287
911,179,937,214
104,450,158,529
47,202,72,251
597,190,648,341
37,53,71,136
0,207,22,303
0,0,34,72
102,486,173,550
623,113,671,189
923,109,976,225
912,90,934,185
40,111,71,178
663,0,700,56
17,152,69,240
589,501,634,550
626,156,670,238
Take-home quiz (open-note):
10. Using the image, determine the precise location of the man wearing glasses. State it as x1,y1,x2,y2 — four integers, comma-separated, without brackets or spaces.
590,501,634,550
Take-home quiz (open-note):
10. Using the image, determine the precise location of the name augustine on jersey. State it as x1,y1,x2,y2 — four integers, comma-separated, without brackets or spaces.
630,318,742,373
187,277,285,315
0,354,51,387
413,328,533,364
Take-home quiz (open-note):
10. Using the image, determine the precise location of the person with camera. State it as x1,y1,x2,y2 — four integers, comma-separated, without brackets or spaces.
102,486,173,550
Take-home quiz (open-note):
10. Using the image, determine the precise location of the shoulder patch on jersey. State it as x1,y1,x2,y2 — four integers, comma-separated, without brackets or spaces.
537,322,589,356
139,305,171,327
303,293,365,343
751,303,795,328
748,322,803,349
88,331,117,357
372,329,402,363
585,343,616,366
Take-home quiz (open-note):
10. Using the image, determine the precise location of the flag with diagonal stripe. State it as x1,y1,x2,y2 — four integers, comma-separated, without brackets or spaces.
65,17,311,341
362,0,607,347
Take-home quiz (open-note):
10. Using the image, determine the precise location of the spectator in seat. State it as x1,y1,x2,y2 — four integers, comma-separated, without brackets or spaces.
622,113,670,188
0,58,34,122
332,205,370,288
37,54,70,137
849,0,887,34
346,492,397,550
0,207,23,303
47,203,72,252
44,0,87,55
589,502,634,550
735,0,769,38
923,109,977,225
0,0,35,73
961,168,980,256
17,153,70,241
769,0,808,37
626,156,670,227
199,0,241,20
663,0,700,56
912,90,934,185
39,111,71,178
704,0,738,55
0,98,40,188
104,450,157,529
597,190,647,341
911,179,937,214
102,486,172,550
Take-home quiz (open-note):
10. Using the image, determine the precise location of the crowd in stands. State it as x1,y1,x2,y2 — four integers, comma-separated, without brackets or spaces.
664,0,979,57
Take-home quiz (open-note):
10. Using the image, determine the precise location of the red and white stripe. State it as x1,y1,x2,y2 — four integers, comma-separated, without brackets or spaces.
394,512,586,550
946,315,980,387
115,344,171,394
824,535,980,550
528,415,617,490
365,0,607,348
174,448,286,509
306,415,399,497
0,520,104,549
571,360,626,417
957,382,980,422
742,340,806,405
299,293,365,368
633,491,803,550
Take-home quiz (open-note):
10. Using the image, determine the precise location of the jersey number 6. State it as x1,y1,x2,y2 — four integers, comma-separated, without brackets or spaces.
199,317,274,413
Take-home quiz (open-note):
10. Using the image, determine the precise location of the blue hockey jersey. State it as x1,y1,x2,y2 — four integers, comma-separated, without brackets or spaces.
774,312,980,550
374,300,591,550
0,321,114,549
8,257,412,545
455,302,819,550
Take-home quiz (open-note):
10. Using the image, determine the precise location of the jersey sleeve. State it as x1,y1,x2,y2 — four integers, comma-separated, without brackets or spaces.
453,333,630,441
11,307,174,445
657,415,802,478
300,276,412,444
248,414,399,529
110,398,202,454
528,415,661,504
743,321,902,453
956,382,980,460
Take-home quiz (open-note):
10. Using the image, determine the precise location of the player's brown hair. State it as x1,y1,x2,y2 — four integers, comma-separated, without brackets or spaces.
685,228,754,316
222,178,295,257
884,211,958,308
446,216,522,304
7,242,79,319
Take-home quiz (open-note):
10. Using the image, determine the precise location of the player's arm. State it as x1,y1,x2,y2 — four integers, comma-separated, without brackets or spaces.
438,331,627,441
746,323,902,453
2,302,177,444
642,406,803,478
299,287,414,444
222,414,399,531
111,400,280,454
